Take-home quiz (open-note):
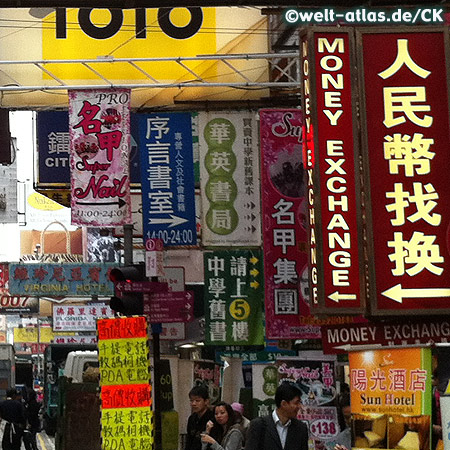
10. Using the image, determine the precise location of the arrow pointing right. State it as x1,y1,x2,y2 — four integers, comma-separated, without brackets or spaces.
148,215,188,228
328,291,357,303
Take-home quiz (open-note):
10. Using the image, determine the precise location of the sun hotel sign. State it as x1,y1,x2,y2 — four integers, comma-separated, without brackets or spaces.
301,27,450,317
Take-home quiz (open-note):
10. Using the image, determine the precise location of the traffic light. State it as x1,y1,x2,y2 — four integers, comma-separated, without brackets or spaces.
109,264,146,316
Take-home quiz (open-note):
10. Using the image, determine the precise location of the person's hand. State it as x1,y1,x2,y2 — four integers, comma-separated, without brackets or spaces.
334,445,348,450
201,433,216,445
206,420,214,433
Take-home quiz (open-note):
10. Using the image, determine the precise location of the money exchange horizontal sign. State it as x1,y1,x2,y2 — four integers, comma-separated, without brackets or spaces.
322,318,450,354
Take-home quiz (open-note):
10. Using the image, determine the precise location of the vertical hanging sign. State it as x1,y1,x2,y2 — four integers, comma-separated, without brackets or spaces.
139,112,197,247
69,89,132,226
259,109,308,339
98,316,153,450
300,29,365,314
204,249,264,345
359,30,450,315
199,111,261,246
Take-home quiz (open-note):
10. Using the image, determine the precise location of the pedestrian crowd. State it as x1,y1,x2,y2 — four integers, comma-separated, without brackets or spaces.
185,382,309,450
0,387,41,450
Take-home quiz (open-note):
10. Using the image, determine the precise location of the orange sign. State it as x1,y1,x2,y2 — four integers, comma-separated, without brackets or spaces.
349,347,431,415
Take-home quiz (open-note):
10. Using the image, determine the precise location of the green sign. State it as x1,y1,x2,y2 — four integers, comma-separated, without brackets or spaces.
204,250,264,345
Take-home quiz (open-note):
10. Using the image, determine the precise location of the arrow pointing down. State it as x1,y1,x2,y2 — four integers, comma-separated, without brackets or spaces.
382,284,450,304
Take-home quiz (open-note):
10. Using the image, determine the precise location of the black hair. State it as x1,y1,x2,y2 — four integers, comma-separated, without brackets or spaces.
275,382,302,408
209,402,237,444
6,388,17,398
189,384,209,400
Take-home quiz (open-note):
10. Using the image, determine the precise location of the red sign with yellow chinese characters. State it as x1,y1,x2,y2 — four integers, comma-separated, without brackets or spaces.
301,29,365,315
349,347,431,416
360,30,450,314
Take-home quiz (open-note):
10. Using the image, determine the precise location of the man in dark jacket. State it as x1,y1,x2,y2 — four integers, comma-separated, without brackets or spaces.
0,388,27,450
185,385,214,450
245,382,309,450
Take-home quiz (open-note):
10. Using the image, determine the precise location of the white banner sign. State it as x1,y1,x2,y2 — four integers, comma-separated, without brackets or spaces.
0,160,17,223
69,88,132,226
199,111,261,246
53,303,112,331
52,335,97,344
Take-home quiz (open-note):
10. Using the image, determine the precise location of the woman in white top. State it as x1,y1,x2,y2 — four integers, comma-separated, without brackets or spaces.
201,402,244,450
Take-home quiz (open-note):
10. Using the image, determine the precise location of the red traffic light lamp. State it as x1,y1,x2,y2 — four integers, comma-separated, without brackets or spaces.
109,264,146,315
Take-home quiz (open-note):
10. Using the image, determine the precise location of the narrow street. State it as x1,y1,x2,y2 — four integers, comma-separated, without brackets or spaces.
36,431,55,450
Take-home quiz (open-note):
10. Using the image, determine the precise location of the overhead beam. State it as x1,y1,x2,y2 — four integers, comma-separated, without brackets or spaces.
0,0,444,7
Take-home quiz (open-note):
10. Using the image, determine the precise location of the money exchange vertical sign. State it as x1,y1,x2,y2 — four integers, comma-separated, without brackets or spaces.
69,89,132,226
359,30,450,314
139,113,197,247
260,109,309,339
204,250,264,345
98,316,153,450
301,29,365,315
199,111,261,246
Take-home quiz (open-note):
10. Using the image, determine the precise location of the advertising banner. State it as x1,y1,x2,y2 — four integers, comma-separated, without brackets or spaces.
37,110,141,186
199,111,261,246
139,113,197,247
53,304,113,331
349,347,432,450
0,161,18,224
359,30,450,315
300,29,365,314
98,316,153,449
69,88,132,226
277,357,339,450
193,361,221,405
53,335,97,345
259,109,309,339
204,250,264,345
8,263,114,297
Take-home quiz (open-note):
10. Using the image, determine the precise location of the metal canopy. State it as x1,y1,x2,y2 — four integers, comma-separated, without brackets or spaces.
0,52,300,92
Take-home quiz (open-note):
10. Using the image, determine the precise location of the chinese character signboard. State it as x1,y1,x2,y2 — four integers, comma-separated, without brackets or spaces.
260,109,310,339
359,30,450,315
37,111,70,185
53,304,112,331
97,316,153,450
277,357,339,450
204,250,264,345
193,361,221,404
8,263,114,297
69,89,132,226
301,29,365,315
199,111,261,246
139,113,197,247
349,347,431,450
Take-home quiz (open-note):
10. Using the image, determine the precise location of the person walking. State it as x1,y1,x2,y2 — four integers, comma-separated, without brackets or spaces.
201,402,244,450
23,389,41,450
245,382,309,450
0,388,27,450
185,385,215,450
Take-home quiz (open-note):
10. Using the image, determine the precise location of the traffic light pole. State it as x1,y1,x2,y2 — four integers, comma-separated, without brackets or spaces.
123,224,133,265
152,322,163,450
122,224,163,449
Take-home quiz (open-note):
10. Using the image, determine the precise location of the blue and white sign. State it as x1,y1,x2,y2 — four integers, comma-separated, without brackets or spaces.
139,113,197,247
37,111,141,184
37,111,70,184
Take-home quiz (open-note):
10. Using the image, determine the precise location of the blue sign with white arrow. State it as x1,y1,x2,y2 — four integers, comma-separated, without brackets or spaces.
139,113,197,246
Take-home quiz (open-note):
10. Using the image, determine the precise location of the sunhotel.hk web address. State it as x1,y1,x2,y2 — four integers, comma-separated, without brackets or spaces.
284,7,444,25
